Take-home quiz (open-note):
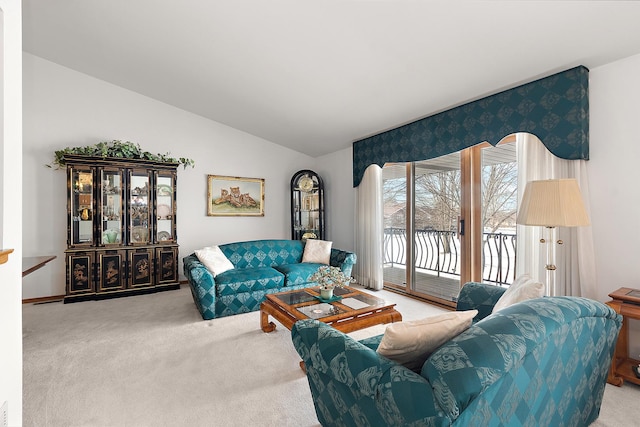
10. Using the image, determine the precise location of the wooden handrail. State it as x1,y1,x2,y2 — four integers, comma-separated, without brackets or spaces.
0,248,15,264
22,255,57,277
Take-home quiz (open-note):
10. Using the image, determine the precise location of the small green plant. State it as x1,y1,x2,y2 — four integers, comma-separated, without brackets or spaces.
47,140,195,169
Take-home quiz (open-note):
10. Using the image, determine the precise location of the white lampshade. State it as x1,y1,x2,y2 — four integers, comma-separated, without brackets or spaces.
516,179,590,227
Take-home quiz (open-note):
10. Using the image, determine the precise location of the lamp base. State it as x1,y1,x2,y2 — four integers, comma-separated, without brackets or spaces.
544,226,557,297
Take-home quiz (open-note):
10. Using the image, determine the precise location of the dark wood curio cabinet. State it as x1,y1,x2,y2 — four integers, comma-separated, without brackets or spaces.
63,154,179,302
290,170,324,241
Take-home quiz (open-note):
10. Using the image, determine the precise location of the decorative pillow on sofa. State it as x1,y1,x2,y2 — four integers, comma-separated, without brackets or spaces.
376,310,478,372
302,239,332,265
492,274,545,313
195,246,235,277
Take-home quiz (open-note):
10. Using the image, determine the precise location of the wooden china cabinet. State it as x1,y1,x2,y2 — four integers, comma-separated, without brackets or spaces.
63,154,180,302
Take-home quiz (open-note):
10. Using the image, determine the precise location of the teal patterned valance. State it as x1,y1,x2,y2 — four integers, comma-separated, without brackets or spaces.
352,66,589,187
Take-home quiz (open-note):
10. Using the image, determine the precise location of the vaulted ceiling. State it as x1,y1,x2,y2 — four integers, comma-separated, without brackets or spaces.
22,1,640,157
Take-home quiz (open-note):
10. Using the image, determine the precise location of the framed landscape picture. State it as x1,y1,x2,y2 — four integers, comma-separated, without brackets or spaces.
207,175,265,216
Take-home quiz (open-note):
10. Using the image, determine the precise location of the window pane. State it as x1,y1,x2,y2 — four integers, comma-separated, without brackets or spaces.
382,163,407,288
414,153,461,302
481,143,517,285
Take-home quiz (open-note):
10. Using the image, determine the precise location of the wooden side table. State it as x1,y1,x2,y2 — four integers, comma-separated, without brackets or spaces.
606,287,640,386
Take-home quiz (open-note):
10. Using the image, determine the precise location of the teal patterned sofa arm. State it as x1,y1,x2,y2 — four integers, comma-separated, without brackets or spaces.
183,254,217,320
329,248,357,276
331,281,504,353
292,319,451,427
422,296,622,426
456,282,507,322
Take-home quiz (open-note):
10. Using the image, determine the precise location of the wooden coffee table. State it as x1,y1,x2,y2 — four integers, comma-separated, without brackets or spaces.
260,285,402,334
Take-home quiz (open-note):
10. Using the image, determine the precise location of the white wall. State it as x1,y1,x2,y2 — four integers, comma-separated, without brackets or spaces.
315,147,356,252
0,1,22,425
589,53,640,302
589,53,640,355
22,53,314,299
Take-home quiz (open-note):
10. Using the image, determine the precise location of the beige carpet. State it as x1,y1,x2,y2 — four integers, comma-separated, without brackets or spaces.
22,285,640,426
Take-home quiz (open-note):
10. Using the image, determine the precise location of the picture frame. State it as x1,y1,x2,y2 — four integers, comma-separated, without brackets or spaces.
207,174,265,216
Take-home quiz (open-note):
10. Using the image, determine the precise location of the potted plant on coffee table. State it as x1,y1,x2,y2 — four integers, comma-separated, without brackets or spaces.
309,266,354,300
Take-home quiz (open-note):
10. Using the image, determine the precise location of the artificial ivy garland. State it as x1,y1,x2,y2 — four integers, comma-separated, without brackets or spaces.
48,140,195,169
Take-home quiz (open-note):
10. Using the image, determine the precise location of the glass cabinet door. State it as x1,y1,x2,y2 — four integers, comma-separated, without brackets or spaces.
155,172,175,243
129,170,151,244
70,167,94,245
290,170,324,240
100,168,123,245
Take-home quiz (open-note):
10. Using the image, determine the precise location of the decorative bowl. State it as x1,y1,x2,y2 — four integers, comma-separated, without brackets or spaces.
157,204,171,219
131,226,149,243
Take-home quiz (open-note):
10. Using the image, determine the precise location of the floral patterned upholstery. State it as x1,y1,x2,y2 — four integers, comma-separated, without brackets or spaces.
292,283,621,427
183,239,357,320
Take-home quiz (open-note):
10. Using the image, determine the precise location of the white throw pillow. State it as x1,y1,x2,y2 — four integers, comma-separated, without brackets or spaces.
194,246,234,277
492,274,545,313
376,310,478,372
302,239,332,264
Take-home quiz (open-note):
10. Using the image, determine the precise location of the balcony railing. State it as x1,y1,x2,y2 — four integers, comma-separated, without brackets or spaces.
383,227,517,285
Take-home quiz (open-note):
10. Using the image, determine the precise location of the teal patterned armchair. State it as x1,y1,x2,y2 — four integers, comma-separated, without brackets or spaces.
292,283,621,426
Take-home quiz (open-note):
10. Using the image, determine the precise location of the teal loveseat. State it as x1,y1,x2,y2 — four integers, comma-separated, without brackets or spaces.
183,239,356,320
292,282,621,426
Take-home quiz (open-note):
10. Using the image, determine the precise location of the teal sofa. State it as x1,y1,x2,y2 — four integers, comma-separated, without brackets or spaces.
292,282,621,426
183,239,356,320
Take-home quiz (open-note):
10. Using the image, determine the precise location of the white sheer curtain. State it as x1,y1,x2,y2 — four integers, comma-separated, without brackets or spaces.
516,133,597,298
354,164,384,290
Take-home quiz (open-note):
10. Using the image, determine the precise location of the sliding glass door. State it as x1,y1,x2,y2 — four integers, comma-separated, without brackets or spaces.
382,138,517,305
